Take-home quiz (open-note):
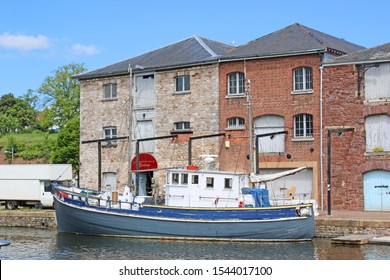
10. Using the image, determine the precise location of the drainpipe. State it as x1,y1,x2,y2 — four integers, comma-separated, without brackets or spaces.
319,65,324,211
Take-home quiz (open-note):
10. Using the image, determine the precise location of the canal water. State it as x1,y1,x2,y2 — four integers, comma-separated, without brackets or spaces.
1,227,390,260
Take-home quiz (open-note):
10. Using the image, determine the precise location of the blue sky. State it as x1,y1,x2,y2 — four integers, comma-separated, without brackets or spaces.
1,0,390,100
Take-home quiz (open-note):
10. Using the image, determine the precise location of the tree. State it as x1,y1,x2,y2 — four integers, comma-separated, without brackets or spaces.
51,118,80,172
0,93,38,132
38,63,86,129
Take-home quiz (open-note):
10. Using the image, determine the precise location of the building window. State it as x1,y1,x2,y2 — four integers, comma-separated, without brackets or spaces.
365,63,390,101
174,121,190,132
365,115,390,152
103,172,117,190
227,117,245,129
206,177,214,188
228,72,245,95
103,84,117,99
293,67,312,92
294,114,313,138
224,178,233,189
175,75,190,93
103,126,117,144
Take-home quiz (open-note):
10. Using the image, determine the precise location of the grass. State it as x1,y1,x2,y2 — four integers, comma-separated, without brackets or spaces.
0,131,58,159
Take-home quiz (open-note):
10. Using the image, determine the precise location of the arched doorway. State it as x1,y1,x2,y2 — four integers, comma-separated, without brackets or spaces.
131,153,158,196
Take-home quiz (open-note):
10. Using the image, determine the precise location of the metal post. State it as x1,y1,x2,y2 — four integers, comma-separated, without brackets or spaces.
247,79,253,174
98,141,102,191
327,130,331,215
135,141,140,195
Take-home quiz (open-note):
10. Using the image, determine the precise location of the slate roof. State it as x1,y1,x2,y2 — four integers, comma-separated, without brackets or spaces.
75,36,233,80
223,23,365,59
75,23,366,80
323,42,390,65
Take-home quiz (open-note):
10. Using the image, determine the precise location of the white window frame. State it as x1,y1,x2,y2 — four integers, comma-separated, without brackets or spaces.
294,114,313,138
174,121,190,132
103,126,117,145
103,84,117,99
175,75,190,93
228,72,245,96
227,117,245,130
206,177,214,188
224,178,233,189
293,67,313,92
365,114,390,153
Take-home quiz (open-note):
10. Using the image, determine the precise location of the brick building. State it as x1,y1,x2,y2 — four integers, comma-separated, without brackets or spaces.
218,24,363,208
322,43,390,211
76,24,385,212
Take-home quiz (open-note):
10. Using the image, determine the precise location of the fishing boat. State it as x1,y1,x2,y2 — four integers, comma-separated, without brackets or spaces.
53,164,315,241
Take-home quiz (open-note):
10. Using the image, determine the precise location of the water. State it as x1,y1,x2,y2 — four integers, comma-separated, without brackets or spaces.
1,227,390,260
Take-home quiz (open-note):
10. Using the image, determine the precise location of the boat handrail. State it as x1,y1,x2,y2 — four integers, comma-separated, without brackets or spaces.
56,188,138,210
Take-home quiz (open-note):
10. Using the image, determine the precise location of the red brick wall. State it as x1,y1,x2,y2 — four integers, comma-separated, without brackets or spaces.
322,65,390,210
218,54,322,195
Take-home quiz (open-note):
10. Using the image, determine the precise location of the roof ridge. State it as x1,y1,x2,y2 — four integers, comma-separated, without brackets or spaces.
193,35,218,57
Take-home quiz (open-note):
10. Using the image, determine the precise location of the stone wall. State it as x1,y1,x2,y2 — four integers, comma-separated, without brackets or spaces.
79,64,221,191
153,64,221,187
322,64,390,210
79,75,130,191
315,219,390,238
0,211,56,228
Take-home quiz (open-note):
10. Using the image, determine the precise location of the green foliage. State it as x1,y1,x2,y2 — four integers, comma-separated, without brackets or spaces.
5,135,17,163
0,132,58,163
0,93,38,134
51,118,80,172
38,63,86,129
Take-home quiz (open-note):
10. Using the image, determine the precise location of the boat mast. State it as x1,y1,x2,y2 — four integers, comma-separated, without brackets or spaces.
128,65,134,190
247,79,254,174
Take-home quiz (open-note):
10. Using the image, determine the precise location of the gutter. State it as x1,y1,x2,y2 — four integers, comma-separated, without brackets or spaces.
323,58,390,67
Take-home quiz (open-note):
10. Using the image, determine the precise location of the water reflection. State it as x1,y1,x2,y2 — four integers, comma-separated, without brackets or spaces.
1,227,390,260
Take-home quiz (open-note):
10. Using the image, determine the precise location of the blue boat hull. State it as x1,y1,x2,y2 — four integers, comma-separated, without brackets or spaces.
54,195,315,241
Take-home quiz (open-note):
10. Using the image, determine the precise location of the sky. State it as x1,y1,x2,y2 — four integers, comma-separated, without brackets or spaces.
1,0,390,100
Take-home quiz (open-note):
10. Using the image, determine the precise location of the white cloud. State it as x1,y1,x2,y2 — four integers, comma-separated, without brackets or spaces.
71,43,100,55
0,33,52,51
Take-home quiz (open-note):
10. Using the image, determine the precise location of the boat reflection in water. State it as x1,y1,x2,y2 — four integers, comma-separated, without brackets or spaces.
1,227,390,260
54,232,316,260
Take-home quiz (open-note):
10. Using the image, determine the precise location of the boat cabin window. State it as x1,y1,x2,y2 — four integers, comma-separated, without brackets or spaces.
181,173,188,185
206,177,214,188
224,178,233,189
192,175,199,184
172,173,179,184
